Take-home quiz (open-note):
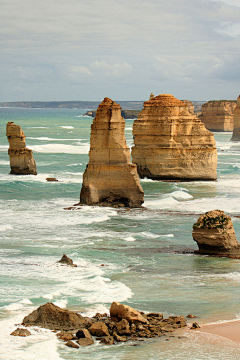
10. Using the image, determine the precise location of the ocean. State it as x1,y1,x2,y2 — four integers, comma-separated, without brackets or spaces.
1,107,240,359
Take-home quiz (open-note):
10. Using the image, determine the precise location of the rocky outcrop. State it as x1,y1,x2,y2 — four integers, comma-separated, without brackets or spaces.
20,302,187,347
10,328,31,336
192,210,240,256
132,94,217,181
231,96,240,141
200,100,236,132
22,302,87,331
80,97,144,207
57,254,77,267
6,122,37,175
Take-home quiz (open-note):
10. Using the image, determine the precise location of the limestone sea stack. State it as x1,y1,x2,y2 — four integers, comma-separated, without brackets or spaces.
192,210,240,256
231,96,240,141
132,94,217,181
80,98,144,207
6,122,37,175
200,100,236,132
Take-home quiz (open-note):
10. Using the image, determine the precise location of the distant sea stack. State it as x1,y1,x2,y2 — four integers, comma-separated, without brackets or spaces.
199,100,236,132
231,96,240,141
6,122,37,175
80,98,144,208
132,94,217,181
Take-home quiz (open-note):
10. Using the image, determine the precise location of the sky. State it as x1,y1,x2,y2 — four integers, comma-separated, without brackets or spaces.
1,0,240,102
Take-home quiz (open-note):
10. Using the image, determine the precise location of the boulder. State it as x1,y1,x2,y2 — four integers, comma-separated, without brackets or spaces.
22,302,86,331
77,338,94,346
192,210,240,256
76,328,92,339
100,336,114,345
6,122,37,175
116,319,131,335
88,322,109,337
231,96,240,141
132,94,217,180
46,177,58,182
110,302,148,324
199,100,236,132
57,254,77,267
10,328,31,337
65,340,79,348
80,97,144,208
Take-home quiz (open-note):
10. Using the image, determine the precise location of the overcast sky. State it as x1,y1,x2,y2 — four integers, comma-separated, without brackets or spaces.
1,0,240,101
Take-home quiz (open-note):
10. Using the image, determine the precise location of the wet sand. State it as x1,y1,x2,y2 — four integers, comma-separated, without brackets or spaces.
199,320,240,343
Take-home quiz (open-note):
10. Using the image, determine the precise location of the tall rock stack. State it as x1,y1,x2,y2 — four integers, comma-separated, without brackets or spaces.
200,100,236,132
80,98,144,208
231,96,240,141
181,100,195,115
132,94,217,181
6,122,37,175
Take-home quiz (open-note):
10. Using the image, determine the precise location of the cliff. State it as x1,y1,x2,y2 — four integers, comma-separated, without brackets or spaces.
6,122,37,175
231,96,240,141
132,94,217,181
199,100,237,132
80,98,144,207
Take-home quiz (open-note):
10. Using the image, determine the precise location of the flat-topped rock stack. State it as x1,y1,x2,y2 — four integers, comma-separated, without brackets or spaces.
192,210,240,257
231,96,240,141
6,122,37,175
80,97,144,207
199,100,236,132
132,94,217,181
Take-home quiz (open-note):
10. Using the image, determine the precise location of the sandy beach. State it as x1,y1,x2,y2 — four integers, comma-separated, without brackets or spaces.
199,320,240,343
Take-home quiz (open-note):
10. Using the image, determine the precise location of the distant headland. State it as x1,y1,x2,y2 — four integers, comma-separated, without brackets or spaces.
0,100,205,111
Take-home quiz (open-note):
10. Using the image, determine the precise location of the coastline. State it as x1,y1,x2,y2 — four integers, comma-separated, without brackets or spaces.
197,319,240,343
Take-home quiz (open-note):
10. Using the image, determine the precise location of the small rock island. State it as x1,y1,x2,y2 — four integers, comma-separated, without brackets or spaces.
132,94,217,181
192,210,240,257
6,122,37,175
80,97,144,207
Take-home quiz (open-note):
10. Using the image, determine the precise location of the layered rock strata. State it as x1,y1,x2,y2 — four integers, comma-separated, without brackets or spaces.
192,210,240,256
231,96,240,141
20,302,187,346
6,122,37,175
132,94,217,180
80,98,144,207
200,100,236,132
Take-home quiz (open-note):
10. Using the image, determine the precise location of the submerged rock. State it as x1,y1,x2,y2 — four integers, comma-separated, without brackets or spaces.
200,100,236,132
6,122,37,175
80,97,144,207
192,210,240,256
22,302,86,331
57,254,77,267
132,94,217,181
231,96,240,141
10,328,31,337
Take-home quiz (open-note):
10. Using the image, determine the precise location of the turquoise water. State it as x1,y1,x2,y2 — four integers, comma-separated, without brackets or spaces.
1,108,240,359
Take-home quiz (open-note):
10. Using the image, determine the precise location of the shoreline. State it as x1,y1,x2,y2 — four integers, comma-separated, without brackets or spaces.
197,319,240,343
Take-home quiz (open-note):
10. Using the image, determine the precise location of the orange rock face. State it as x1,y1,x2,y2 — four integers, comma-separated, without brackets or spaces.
6,122,37,175
200,101,236,132
231,96,240,141
80,98,144,207
132,94,217,181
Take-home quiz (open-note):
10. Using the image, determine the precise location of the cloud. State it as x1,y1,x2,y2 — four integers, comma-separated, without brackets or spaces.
1,0,240,101
90,61,132,77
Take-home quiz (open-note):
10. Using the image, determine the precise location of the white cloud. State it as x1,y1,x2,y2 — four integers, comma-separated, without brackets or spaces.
90,60,132,77
1,0,240,101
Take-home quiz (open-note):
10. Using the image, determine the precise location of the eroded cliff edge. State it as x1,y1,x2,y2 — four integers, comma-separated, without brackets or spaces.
199,100,236,132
